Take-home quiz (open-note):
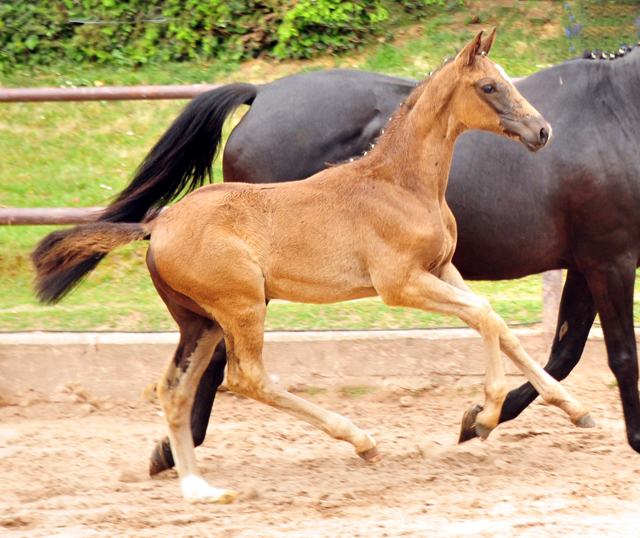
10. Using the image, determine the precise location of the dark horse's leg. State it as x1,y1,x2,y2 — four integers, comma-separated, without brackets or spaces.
150,340,227,475
460,270,598,441
500,270,598,421
585,260,640,453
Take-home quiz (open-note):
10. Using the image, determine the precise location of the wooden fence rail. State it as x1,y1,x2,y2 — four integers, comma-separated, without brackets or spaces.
0,84,221,103
0,207,104,226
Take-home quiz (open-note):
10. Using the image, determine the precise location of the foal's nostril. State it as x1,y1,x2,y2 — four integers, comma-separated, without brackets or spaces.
540,127,549,145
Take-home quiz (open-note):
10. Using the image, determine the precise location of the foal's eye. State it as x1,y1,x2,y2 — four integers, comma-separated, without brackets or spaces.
482,84,496,94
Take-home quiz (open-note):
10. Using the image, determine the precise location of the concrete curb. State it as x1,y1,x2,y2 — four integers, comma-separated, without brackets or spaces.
0,325,607,345
0,326,613,402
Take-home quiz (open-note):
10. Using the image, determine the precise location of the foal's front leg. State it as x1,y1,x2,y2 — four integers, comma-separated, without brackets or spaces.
378,267,509,437
438,264,594,439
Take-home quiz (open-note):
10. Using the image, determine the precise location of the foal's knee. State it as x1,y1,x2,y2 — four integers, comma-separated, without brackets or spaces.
485,378,509,402
473,298,502,336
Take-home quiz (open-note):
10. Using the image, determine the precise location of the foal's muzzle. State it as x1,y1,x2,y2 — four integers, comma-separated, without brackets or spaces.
501,115,552,152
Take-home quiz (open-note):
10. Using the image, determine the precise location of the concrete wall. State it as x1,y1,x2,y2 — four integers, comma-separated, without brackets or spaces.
0,327,612,403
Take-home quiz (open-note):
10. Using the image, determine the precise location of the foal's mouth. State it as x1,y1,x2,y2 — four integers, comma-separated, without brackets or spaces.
501,115,552,152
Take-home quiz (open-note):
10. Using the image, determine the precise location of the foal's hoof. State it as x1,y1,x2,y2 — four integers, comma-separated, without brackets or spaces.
573,412,596,429
182,476,238,504
149,437,174,476
458,404,483,444
358,445,382,463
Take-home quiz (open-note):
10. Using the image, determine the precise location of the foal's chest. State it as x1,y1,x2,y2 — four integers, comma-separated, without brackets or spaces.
402,201,458,274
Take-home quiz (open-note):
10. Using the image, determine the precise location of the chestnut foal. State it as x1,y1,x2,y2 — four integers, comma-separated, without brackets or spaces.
33,30,593,504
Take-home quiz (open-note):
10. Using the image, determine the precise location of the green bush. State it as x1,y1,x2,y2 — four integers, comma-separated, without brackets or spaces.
0,0,392,71
274,0,388,59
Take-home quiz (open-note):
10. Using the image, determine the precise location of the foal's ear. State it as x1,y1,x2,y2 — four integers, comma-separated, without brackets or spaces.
478,27,497,56
455,30,484,69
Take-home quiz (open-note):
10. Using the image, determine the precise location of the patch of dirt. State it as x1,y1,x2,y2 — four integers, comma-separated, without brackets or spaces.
390,24,426,47
1,338,638,537
218,57,340,87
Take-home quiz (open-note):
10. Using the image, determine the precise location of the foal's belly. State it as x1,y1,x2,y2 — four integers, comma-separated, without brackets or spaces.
265,271,378,304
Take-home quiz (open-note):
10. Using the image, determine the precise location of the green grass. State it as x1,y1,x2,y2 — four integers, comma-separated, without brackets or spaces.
1,1,639,332
361,1,640,79
0,233,545,331
340,387,379,398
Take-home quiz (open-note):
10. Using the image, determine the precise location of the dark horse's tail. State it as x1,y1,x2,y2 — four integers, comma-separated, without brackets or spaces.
33,83,257,304
32,222,150,304
101,82,257,224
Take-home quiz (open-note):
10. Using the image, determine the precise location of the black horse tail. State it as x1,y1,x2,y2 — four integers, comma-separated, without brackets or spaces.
32,222,150,304
101,82,258,224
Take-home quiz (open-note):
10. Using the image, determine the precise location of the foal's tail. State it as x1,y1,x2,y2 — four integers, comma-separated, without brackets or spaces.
32,222,150,304
32,83,257,304
101,82,257,224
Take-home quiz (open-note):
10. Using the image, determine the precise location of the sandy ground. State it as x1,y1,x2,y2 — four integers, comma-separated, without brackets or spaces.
1,340,640,538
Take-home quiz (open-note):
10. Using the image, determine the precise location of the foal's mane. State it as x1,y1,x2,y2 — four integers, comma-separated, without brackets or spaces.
329,60,452,168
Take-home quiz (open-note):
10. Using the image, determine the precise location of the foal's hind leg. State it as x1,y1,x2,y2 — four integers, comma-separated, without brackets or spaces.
151,292,237,504
211,298,380,462
150,339,227,475
157,323,238,504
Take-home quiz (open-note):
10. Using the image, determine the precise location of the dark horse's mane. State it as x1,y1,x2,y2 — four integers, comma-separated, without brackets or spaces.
578,43,639,61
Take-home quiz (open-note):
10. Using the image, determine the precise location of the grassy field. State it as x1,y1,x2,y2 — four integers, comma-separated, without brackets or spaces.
1,1,639,332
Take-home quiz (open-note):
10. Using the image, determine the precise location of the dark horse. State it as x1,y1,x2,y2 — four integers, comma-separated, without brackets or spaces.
61,46,640,473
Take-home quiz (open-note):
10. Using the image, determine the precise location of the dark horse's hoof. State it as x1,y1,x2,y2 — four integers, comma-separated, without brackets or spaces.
149,436,175,476
458,404,484,444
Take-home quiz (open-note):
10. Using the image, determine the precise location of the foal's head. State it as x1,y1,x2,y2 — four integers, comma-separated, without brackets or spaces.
450,29,551,151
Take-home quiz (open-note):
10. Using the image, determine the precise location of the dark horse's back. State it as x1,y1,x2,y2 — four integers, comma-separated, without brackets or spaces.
223,69,417,184
448,52,640,280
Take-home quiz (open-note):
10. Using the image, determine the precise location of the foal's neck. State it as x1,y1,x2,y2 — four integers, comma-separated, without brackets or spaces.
369,66,468,200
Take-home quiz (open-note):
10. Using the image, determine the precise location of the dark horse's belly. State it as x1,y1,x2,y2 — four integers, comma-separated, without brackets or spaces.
447,130,567,281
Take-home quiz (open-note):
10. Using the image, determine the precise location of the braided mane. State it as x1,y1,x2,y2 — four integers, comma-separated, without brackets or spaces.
579,43,639,61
